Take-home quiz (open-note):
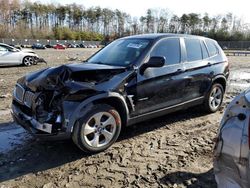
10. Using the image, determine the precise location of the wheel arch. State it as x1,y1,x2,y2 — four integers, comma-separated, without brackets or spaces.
212,75,227,92
93,96,128,128
67,92,129,133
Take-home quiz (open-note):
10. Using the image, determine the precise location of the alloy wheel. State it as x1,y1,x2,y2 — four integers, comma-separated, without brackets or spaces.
83,112,117,148
23,56,34,66
209,86,223,111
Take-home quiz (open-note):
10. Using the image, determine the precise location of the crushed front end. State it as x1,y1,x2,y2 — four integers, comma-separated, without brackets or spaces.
11,63,130,139
11,82,72,139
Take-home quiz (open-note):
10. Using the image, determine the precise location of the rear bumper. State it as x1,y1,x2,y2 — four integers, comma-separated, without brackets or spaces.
11,103,71,140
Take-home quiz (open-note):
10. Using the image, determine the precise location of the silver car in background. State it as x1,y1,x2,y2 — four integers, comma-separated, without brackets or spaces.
214,88,250,188
0,43,38,66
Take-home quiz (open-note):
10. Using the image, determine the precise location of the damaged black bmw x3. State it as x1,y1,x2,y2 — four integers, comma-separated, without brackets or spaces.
12,34,229,152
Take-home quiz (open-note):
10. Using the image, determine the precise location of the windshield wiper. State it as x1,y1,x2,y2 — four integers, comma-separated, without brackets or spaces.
87,61,106,65
87,61,126,67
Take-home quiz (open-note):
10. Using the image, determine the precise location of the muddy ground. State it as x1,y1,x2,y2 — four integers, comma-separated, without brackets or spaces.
0,49,249,188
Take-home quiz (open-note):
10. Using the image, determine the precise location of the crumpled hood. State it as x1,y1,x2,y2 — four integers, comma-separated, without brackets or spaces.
18,63,128,92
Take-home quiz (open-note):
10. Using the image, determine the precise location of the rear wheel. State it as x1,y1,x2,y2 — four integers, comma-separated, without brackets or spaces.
72,104,121,153
204,83,224,113
23,56,34,66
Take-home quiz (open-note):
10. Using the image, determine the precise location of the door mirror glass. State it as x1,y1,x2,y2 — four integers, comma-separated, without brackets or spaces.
140,56,165,74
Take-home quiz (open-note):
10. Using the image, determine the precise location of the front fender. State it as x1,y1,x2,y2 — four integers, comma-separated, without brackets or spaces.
63,92,129,133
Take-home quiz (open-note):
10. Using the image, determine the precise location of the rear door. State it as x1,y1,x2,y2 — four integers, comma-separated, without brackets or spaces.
181,38,212,102
131,38,186,116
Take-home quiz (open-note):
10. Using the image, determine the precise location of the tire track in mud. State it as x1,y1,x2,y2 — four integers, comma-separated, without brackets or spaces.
0,53,249,187
0,109,219,188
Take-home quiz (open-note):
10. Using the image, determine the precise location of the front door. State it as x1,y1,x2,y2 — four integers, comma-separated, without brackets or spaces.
0,45,20,65
131,38,186,116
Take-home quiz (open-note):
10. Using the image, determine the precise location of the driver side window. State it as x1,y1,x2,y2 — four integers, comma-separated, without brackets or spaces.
0,46,8,52
150,38,181,65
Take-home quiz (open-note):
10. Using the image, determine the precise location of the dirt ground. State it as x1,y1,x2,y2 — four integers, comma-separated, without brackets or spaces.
0,49,249,188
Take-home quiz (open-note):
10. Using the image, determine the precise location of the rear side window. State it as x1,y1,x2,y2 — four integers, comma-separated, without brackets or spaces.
205,39,219,57
201,41,209,59
151,38,180,65
185,38,202,62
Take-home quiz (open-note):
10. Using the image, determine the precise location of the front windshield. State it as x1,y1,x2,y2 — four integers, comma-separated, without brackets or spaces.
87,38,151,66
2,44,18,52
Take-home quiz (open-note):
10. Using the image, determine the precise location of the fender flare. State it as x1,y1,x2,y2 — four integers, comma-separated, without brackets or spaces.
66,92,129,133
212,74,227,83
211,74,227,90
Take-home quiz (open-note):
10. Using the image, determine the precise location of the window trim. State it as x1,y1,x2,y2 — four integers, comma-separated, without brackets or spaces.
200,40,210,60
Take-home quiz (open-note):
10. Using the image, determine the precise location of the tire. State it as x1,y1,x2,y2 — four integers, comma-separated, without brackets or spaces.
72,104,122,153
22,56,34,66
204,83,224,113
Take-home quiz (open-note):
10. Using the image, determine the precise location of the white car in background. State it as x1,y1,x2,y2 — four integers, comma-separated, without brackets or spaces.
214,88,250,188
0,43,38,66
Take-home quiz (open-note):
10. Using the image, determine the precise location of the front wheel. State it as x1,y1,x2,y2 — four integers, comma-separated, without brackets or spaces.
23,56,34,66
72,104,121,153
204,83,224,113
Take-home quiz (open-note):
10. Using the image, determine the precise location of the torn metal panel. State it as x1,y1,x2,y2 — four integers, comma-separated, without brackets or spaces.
214,90,250,188
13,62,135,137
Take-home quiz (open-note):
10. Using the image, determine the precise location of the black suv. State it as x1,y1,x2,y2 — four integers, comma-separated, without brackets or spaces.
12,34,229,152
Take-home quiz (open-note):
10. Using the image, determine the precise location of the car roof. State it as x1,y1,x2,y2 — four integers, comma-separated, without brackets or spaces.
122,33,210,41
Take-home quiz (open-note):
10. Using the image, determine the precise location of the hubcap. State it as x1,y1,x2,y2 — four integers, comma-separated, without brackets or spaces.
24,57,34,66
83,112,116,148
209,86,222,110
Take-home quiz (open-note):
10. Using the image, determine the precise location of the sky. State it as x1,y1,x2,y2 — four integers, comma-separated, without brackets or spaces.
31,0,250,23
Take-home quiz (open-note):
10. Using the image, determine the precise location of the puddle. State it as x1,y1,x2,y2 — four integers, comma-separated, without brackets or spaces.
0,123,29,154
230,71,250,81
230,83,250,89
229,71,250,91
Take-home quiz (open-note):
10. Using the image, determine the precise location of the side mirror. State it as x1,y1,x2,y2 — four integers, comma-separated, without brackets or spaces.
140,56,165,74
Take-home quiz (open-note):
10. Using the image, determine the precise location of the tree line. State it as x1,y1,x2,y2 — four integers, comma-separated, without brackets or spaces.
1,0,250,41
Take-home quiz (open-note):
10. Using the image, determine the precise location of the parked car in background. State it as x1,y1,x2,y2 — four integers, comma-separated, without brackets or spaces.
54,43,66,50
214,89,250,188
79,43,87,48
66,43,76,48
12,34,229,153
8,44,22,50
45,44,53,48
32,43,46,49
0,43,38,66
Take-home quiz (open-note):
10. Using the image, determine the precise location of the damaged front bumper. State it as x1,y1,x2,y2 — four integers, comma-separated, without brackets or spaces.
11,103,71,140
